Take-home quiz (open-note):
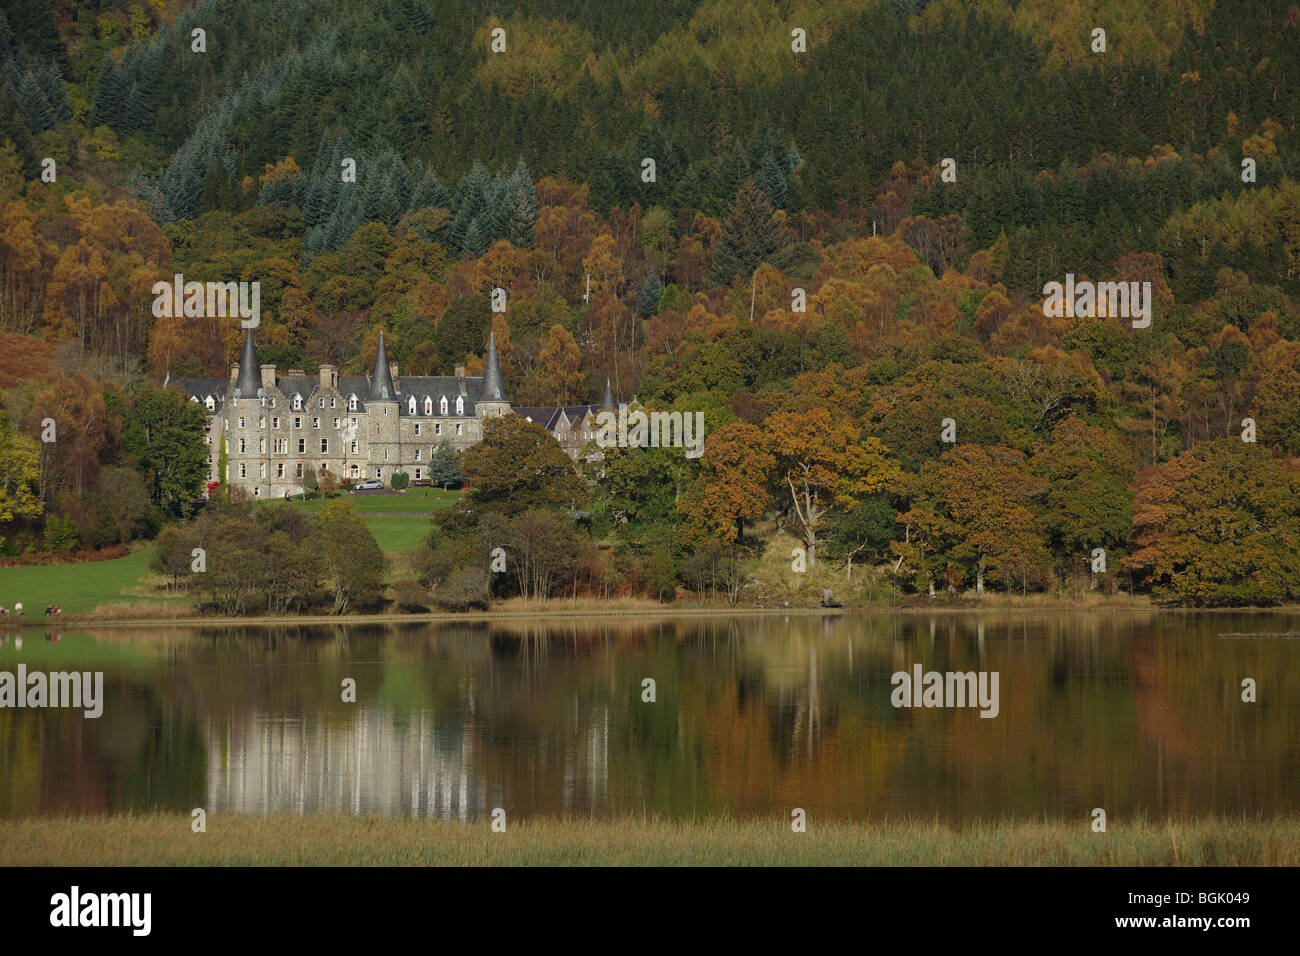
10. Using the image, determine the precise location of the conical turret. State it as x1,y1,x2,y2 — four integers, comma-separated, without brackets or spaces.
481,330,508,403
601,378,615,411
234,328,260,398
370,330,397,401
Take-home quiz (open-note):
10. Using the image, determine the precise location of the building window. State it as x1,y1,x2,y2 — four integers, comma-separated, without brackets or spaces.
384,449,389,461
293,416,301,429
414,449,421,461
440,396,448,415
349,395,357,411
205,396,215,411
207,454,213,465
297,438,305,453
319,398,324,408
414,468,422,480
293,395,302,410
456,423,462,436
205,435,212,445
272,417,279,428
350,440,358,454
312,417,319,428
333,417,339,429
259,462,266,479
374,467,382,479
350,417,357,427
435,423,442,436
424,397,433,415
277,463,285,478
350,465,359,478
330,398,336,408
320,438,329,454
269,397,275,408
253,486,260,497
274,438,286,454
295,463,303,478
238,416,245,429
408,397,416,415
414,424,421,436
259,438,265,453
238,438,246,453
259,416,265,429
455,396,463,415
239,463,246,478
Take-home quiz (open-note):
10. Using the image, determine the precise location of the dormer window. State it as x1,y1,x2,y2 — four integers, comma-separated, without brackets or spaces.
408,396,416,415
440,396,448,415
455,396,464,415
349,394,357,411
205,396,215,411
424,397,432,415
293,394,302,410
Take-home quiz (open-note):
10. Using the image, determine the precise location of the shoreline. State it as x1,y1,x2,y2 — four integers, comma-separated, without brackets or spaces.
5,601,1300,629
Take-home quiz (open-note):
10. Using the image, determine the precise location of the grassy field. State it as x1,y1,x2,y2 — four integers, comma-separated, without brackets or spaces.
0,547,184,618
254,488,460,514
0,493,457,621
1,813,1296,866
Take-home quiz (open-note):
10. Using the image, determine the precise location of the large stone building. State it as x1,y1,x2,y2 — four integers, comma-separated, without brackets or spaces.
173,329,616,498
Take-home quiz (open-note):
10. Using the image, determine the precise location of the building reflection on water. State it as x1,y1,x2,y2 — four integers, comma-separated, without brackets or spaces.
205,703,612,819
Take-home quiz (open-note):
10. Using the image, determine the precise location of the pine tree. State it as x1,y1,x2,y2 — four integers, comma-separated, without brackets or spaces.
755,153,788,210
638,272,663,317
502,157,537,249
708,181,787,285
428,440,463,490
410,167,450,211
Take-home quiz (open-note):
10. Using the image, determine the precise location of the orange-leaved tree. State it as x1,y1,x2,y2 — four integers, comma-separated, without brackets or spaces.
678,421,774,544
764,407,900,568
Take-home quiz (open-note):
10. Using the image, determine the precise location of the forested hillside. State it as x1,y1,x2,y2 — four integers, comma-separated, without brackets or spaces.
2,0,1299,607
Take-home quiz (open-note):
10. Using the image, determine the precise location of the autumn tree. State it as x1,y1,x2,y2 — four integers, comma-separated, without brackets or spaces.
678,421,773,543
1124,439,1300,605
764,407,900,568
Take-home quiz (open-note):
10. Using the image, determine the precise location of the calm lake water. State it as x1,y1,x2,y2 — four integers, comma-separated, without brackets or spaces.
1,613,1297,821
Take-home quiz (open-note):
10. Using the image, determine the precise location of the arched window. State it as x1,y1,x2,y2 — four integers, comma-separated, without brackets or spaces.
455,396,464,415
440,395,448,415
424,396,433,415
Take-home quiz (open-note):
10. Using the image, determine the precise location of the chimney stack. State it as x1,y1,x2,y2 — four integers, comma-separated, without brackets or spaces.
319,364,335,391
455,364,466,379
229,365,239,383
260,364,276,388
389,361,399,381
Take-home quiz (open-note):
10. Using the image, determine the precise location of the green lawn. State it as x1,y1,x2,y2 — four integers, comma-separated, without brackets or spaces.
254,488,460,514
0,547,181,619
0,494,455,620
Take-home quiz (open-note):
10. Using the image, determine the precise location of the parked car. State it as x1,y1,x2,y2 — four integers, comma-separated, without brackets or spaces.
353,479,385,491
411,478,433,488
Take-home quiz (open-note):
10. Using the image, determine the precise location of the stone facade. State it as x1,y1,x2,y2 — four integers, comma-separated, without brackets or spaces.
172,330,614,498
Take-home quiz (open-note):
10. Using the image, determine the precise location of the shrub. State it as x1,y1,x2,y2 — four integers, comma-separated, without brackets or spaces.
44,516,79,553
391,471,410,491
434,566,490,611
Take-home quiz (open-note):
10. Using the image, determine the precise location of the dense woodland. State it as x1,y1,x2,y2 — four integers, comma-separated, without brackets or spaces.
2,0,1299,608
